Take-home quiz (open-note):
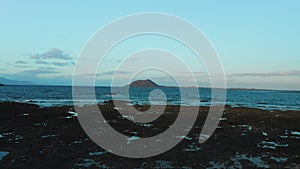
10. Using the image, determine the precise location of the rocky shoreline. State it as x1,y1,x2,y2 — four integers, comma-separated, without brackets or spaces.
0,101,299,168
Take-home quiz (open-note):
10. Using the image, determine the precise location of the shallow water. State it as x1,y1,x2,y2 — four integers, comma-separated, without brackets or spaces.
270,157,288,163
75,158,109,168
41,134,58,139
182,143,201,152
89,151,108,156
231,154,270,168
0,151,9,160
207,153,289,169
257,141,288,150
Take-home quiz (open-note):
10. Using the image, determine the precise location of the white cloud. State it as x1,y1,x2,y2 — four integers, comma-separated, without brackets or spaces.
30,48,72,60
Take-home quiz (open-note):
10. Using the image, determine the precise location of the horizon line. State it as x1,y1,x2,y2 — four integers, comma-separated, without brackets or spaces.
1,84,299,92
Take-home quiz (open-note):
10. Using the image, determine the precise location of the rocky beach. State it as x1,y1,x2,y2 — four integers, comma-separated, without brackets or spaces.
0,101,299,168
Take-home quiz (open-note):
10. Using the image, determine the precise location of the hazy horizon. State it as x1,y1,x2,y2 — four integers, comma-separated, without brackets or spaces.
1,79,298,91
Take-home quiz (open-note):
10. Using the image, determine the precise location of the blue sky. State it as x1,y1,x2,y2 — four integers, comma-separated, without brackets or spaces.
0,1,299,90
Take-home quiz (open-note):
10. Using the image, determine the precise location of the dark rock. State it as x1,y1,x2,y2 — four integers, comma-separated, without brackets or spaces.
0,102,299,168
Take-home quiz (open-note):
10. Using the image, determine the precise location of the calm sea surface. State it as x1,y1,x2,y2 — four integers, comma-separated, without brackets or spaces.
0,85,299,110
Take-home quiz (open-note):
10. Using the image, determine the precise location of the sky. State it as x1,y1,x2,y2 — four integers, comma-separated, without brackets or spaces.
0,1,299,90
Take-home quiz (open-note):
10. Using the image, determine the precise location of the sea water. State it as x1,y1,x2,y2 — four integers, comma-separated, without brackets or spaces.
0,85,299,110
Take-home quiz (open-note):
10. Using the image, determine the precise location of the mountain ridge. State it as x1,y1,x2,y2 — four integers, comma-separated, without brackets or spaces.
0,77,32,85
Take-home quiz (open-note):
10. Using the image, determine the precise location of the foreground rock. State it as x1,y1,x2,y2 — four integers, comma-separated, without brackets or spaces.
0,101,299,168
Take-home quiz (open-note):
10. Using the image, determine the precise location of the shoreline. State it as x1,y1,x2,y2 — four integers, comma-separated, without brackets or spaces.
0,101,299,168
1,100,299,112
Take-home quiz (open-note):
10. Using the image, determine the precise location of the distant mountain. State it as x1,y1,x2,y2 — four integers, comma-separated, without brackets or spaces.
0,77,32,85
129,79,160,87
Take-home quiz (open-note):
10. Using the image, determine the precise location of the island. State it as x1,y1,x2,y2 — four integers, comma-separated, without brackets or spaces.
129,79,160,87
0,83,4,86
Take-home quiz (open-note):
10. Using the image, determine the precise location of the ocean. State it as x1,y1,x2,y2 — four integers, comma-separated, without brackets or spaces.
0,85,299,110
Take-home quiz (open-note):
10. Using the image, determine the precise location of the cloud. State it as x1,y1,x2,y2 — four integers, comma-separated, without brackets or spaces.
73,71,132,78
14,60,30,68
229,70,300,77
51,62,70,66
21,53,32,56
15,60,28,64
22,69,59,74
15,65,30,68
30,48,72,60
35,60,50,65
21,67,60,74
100,70,132,76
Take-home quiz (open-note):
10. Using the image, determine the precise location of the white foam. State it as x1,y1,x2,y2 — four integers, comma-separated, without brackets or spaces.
291,131,300,136
65,111,78,118
262,132,268,136
176,135,192,140
126,136,140,144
